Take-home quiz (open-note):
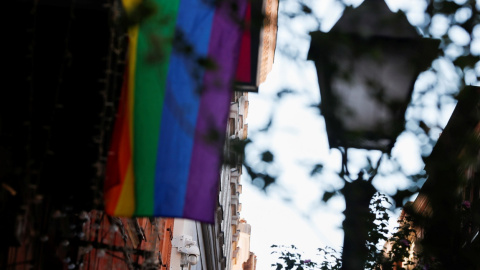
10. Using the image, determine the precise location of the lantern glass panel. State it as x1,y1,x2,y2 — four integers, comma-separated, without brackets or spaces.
330,39,418,140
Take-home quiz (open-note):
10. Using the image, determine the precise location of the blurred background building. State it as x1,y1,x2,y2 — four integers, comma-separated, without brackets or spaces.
388,87,480,270
231,219,256,270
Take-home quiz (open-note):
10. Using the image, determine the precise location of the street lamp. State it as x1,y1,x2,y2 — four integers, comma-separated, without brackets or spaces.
308,0,439,153
307,1,440,269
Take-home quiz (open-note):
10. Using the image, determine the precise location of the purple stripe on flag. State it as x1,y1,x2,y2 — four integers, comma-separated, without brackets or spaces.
183,0,247,223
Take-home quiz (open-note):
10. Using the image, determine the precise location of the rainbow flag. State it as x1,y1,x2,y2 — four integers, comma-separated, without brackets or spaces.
104,0,247,223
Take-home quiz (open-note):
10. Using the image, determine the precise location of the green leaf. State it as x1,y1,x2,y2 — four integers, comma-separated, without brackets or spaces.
453,55,480,69
419,120,431,135
277,89,296,98
197,57,218,70
263,175,276,188
437,1,461,15
300,3,312,14
261,151,274,163
310,164,324,176
322,191,336,202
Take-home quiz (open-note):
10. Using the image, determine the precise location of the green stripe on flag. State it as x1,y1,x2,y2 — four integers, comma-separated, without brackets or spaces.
134,0,181,215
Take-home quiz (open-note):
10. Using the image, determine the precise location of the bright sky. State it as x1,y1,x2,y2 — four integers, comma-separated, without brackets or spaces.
238,0,478,269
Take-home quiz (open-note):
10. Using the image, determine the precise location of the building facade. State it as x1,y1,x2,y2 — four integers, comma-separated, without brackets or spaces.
167,92,253,270
231,219,256,270
388,87,480,270
78,213,174,269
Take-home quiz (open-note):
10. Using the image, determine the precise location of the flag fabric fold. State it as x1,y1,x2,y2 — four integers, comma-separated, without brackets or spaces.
104,0,247,223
